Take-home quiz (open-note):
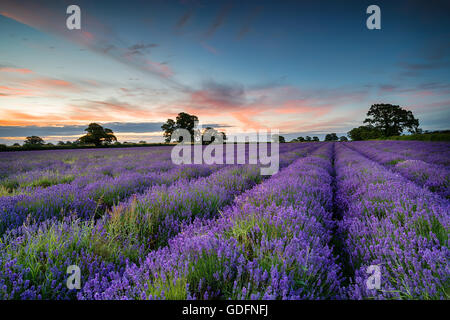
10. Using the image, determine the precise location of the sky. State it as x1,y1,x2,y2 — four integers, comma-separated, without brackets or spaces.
0,0,449,144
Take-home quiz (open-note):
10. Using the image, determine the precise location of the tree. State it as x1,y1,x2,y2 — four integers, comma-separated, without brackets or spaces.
324,133,338,141
363,103,420,137
339,136,348,142
271,134,286,143
201,127,226,145
305,136,312,142
161,119,176,143
312,136,320,142
24,136,45,145
348,125,383,141
77,123,117,146
162,112,199,143
57,141,65,146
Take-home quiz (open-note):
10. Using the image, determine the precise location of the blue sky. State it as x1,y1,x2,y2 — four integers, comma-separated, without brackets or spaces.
0,0,449,143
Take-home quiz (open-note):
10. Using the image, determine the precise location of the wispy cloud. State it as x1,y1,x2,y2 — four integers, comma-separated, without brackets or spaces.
237,6,262,40
0,67,33,74
176,9,194,30
0,1,186,91
204,3,232,39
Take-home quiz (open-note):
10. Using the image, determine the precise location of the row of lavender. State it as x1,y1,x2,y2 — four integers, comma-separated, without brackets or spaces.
0,144,307,235
346,141,450,198
0,147,174,195
77,143,343,299
335,144,449,299
0,144,316,299
348,141,450,166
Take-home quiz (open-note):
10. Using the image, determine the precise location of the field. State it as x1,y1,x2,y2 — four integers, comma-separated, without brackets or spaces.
0,141,448,300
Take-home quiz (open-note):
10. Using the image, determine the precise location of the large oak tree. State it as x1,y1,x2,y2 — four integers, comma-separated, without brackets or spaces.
363,103,419,137
77,123,117,146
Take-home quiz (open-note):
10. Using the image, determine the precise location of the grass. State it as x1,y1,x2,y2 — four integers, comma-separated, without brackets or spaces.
0,217,121,299
386,131,450,142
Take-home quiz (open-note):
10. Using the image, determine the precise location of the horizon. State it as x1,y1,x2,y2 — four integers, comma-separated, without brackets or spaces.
1,0,450,144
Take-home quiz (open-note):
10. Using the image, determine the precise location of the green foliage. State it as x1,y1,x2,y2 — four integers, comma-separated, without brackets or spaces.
324,133,338,141
161,112,199,143
364,103,420,137
348,125,383,141
146,275,188,299
77,123,117,146
1,218,120,299
271,134,286,143
201,127,226,145
387,131,450,142
24,136,45,146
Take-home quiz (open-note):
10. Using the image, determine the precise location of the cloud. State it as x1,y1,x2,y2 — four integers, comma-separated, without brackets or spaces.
0,76,80,99
396,41,450,78
0,85,33,97
0,122,230,141
145,60,174,78
176,9,194,29
398,61,450,71
0,1,185,90
237,6,263,40
424,41,450,61
176,80,365,131
204,3,232,39
0,67,33,74
377,82,450,96
126,43,159,56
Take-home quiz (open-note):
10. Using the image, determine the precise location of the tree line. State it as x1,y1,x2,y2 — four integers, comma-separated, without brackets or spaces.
0,103,433,152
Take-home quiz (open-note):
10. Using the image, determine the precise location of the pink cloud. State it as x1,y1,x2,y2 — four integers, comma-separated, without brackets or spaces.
145,61,174,78
0,85,33,97
0,67,33,74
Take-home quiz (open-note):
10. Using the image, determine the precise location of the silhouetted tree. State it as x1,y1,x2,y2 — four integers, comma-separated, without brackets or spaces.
272,134,286,143
77,123,117,146
290,136,305,142
363,103,420,137
324,133,338,141
161,119,176,143
201,127,226,145
305,136,312,142
24,136,45,145
312,136,320,142
339,136,348,142
162,112,199,143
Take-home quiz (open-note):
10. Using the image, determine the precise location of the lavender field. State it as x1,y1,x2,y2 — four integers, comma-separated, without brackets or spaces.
0,141,448,300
